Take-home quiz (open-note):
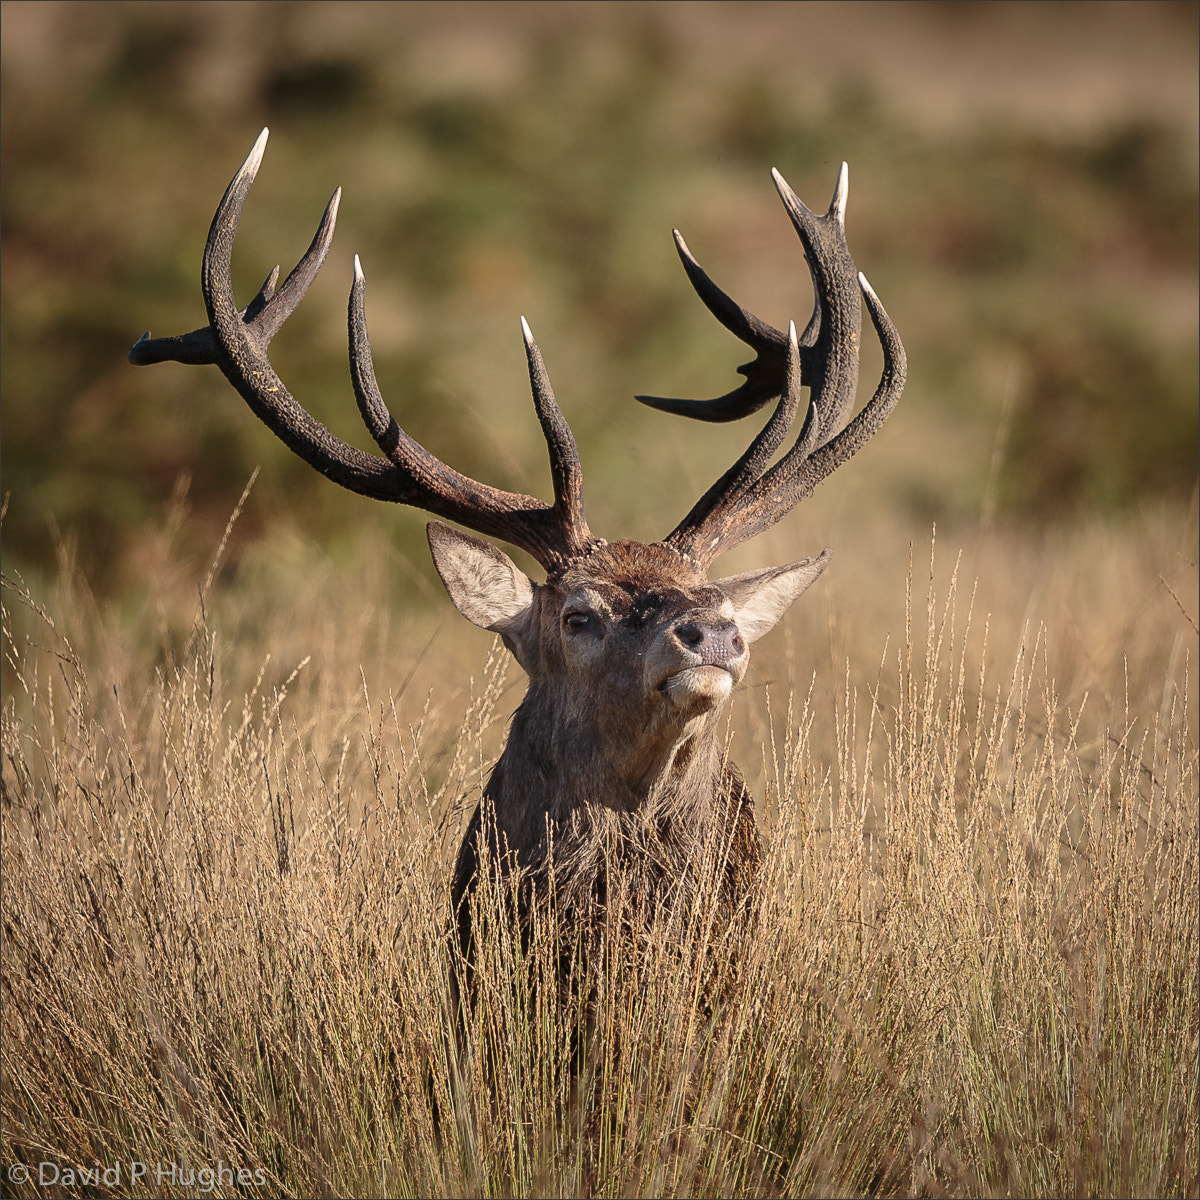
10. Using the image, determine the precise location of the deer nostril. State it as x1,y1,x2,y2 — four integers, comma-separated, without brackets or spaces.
674,619,744,663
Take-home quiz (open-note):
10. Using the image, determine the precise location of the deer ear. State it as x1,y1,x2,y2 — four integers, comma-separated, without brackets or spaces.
713,549,832,644
427,522,535,643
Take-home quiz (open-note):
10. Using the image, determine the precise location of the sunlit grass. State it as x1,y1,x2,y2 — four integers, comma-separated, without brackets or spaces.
3,495,1195,1198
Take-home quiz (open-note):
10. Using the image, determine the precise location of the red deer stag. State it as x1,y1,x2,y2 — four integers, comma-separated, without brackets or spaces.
129,130,905,964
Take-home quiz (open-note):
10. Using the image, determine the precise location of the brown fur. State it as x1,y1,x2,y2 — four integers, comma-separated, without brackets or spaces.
443,540,782,970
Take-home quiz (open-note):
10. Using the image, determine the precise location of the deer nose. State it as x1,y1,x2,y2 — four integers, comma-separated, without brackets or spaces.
673,619,745,666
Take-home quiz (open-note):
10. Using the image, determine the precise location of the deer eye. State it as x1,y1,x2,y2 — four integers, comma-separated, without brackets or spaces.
563,611,595,634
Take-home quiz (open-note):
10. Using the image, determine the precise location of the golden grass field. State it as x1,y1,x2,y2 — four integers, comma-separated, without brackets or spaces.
3,488,1196,1197
2,3,1197,1196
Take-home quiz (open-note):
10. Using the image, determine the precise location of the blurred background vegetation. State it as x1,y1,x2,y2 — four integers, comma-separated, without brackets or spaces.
2,0,1197,604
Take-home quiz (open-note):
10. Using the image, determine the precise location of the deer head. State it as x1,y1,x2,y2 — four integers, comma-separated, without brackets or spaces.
130,130,905,935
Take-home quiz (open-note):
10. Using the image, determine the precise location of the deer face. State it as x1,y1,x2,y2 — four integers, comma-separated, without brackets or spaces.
556,549,747,725
429,524,830,801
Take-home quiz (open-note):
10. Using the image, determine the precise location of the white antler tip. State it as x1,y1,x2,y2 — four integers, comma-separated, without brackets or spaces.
832,163,849,226
857,271,876,300
353,254,364,281
240,128,269,179
770,166,812,216
520,315,534,344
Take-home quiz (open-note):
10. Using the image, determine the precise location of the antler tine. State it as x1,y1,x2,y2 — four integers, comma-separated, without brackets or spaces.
520,317,590,548
632,164,852,424
128,130,341,368
662,165,905,568
770,164,861,440
670,277,904,563
193,132,421,497
346,259,596,565
131,129,600,574
781,272,905,501
664,323,811,553
633,231,792,422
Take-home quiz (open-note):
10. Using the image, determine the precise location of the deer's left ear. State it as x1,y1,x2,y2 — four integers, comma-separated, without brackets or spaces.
714,550,832,644
427,523,537,663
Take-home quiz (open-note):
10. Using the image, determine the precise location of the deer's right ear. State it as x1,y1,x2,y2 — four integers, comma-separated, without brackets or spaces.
427,522,537,658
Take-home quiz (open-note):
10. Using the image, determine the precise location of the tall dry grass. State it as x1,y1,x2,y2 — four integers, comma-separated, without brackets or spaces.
2,495,1197,1198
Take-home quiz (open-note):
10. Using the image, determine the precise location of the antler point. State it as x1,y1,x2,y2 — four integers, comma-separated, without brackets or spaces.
240,129,269,180
832,163,849,226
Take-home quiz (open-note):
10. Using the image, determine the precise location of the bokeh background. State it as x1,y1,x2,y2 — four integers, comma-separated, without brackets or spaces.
2,0,1197,605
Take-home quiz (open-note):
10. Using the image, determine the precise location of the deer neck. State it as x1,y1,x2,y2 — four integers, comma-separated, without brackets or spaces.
485,678,728,866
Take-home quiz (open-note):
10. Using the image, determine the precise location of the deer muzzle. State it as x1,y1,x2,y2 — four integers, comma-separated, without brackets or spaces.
654,614,748,713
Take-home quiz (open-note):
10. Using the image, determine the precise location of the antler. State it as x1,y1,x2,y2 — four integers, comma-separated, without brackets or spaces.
129,129,599,574
639,165,906,569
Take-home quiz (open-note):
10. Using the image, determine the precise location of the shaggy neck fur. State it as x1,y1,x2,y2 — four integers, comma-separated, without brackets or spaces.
452,675,760,937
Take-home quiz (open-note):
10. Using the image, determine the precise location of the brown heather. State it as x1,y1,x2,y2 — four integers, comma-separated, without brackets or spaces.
2,491,1196,1198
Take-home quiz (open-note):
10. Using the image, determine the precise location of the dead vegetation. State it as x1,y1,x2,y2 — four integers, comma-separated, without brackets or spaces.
2,498,1195,1198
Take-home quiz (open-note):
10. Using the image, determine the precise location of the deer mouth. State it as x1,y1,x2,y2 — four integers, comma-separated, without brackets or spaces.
659,664,735,709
